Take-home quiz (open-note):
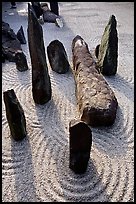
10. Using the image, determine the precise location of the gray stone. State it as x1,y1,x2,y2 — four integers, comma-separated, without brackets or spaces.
27,3,52,104
72,35,118,126
96,15,118,75
17,26,27,44
47,40,70,74
3,89,27,141
2,21,27,63
41,3,58,23
69,119,92,174
15,51,28,72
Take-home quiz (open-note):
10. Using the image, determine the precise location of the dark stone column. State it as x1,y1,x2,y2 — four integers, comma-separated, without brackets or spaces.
27,3,52,104
95,15,118,75
69,119,92,174
3,89,27,141
72,35,118,126
47,40,70,74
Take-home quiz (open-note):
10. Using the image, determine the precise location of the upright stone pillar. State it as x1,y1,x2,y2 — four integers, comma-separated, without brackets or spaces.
27,3,51,104
69,119,92,174
96,15,118,75
3,89,27,141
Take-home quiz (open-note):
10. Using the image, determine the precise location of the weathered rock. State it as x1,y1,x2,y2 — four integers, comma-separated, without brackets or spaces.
72,35,118,126
47,40,70,74
69,119,92,174
16,26,27,44
3,89,27,141
41,3,58,23
27,3,52,104
96,15,118,75
15,51,28,71
2,21,27,62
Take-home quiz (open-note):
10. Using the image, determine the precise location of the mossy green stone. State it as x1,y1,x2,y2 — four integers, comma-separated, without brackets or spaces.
97,15,118,75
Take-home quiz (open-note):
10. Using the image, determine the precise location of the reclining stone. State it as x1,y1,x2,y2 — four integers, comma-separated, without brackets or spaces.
72,35,118,126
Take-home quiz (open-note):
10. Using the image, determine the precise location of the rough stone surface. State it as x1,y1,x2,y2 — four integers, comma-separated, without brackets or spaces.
72,35,118,126
3,89,27,141
15,51,28,72
47,40,70,74
96,15,118,75
27,3,52,104
69,119,92,174
41,3,58,23
16,26,27,44
2,21,26,62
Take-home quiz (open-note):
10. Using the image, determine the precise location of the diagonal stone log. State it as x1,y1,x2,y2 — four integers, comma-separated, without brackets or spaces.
27,3,52,104
16,25,27,44
47,40,70,74
95,15,118,75
2,21,28,63
69,119,92,174
72,35,118,126
3,89,27,141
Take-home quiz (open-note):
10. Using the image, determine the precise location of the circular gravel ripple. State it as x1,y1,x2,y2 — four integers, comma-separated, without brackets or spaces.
2,62,32,86
32,133,133,202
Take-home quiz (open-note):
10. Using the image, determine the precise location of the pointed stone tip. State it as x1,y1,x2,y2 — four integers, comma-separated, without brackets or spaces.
110,14,116,22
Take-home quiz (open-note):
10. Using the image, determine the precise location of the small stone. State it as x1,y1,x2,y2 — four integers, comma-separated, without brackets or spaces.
72,35,118,126
69,119,92,174
2,21,25,62
3,89,27,141
16,26,27,44
41,3,58,23
15,51,28,72
47,40,70,74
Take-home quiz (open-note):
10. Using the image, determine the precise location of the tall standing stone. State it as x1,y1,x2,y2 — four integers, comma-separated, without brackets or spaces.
96,15,118,75
69,119,92,174
27,3,52,104
3,89,27,141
